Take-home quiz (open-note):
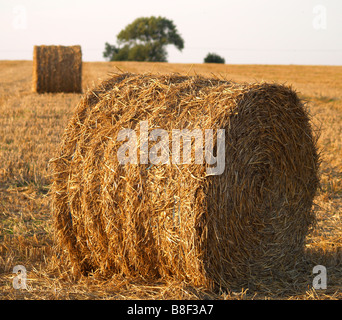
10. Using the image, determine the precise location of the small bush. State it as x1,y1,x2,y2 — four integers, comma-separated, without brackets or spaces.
204,53,225,64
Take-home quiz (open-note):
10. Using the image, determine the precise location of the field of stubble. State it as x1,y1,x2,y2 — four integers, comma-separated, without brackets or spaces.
0,61,341,299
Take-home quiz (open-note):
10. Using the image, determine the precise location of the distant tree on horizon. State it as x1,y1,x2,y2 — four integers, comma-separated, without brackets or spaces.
103,16,184,62
204,53,225,64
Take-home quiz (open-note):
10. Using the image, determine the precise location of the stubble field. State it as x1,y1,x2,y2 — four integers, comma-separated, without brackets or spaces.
0,60,341,299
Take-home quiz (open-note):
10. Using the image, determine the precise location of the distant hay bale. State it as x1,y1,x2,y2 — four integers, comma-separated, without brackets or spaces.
33,45,82,93
50,73,320,288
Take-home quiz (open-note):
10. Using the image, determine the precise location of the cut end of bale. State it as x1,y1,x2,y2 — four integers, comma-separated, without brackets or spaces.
32,45,82,93
50,73,320,289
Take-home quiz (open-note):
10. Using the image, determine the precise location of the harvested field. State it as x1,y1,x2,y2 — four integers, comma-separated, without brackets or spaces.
0,61,342,299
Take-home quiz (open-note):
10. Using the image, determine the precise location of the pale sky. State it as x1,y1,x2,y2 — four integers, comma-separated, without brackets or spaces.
1,0,341,65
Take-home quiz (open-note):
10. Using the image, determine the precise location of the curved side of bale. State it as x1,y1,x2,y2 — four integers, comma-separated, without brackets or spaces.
50,73,134,275
33,45,82,93
50,73,319,287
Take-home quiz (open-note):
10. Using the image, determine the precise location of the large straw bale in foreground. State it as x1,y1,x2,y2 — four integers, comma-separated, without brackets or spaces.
50,73,319,288
33,45,82,93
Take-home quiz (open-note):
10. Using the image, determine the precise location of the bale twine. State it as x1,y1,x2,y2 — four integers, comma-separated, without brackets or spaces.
33,45,82,93
50,73,320,288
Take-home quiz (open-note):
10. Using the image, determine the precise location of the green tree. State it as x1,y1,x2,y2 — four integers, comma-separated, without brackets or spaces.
103,42,119,60
103,16,184,62
204,53,225,64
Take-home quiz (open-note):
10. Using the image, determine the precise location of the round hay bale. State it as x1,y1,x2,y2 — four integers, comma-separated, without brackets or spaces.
33,45,82,93
50,73,320,288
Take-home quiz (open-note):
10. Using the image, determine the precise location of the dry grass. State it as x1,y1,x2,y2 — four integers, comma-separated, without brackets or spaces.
50,73,319,291
0,60,342,300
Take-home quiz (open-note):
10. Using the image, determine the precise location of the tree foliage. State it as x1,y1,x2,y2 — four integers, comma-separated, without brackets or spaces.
103,42,118,60
204,53,225,64
103,16,184,62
